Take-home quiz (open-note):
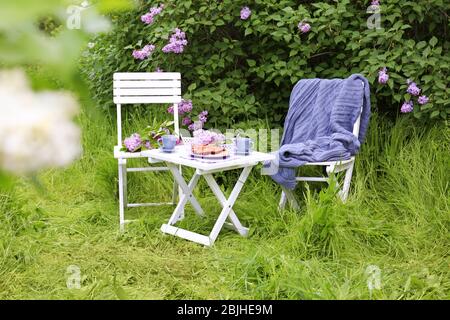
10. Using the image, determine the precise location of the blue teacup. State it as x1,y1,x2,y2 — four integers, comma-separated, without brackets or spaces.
235,137,253,155
158,134,177,151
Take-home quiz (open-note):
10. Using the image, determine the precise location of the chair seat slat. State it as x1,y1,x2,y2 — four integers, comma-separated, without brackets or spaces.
114,88,181,96
113,72,181,80
114,96,182,104
114,80,181,88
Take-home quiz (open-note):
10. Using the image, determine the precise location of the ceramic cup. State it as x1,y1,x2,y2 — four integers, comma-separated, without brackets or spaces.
235,137,253,155
158,134,177,151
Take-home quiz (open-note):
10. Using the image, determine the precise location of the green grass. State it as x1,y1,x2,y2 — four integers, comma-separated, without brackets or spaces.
0,105,448,300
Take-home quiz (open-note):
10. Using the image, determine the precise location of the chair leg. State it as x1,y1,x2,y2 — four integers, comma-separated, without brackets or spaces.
339,162,354,202
118,158,127,232
281,186,300,210
279,191,287,210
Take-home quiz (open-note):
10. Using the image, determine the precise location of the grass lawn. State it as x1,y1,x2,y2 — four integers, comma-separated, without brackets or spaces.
0,105,448,300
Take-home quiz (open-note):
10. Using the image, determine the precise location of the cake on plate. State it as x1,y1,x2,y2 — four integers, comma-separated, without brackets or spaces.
191,144,228,156
190,129,229,158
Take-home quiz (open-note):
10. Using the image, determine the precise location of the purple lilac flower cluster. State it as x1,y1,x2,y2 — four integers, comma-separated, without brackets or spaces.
400,101,414,113
182,117,192,126
406,80,421,96
400,79,430,113
188,111,208,131
162,28,188,54
418,95,429,105
298,22,311,34
123,121,173,152
378,67,389,84
187,122,198,132
371,0,380,6
167,99,193,115
132,44,155,60
124,133,142,152
198,110,208,123
240,7,251,20
141,4,164,25
192,129,225,145
166,99,208,132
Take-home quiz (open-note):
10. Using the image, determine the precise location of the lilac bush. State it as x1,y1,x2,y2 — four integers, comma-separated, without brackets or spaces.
83,1,449,123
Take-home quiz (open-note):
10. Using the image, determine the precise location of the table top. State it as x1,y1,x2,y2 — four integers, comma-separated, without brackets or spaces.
142,145,275,172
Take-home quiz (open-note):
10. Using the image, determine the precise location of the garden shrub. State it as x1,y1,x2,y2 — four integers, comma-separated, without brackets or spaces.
81,0,449,127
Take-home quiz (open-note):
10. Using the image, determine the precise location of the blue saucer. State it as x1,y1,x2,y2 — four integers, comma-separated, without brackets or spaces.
235,151,251,156
159,147,175,153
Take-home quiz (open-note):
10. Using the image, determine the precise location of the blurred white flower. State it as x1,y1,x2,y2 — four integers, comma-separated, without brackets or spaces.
0,69,82,174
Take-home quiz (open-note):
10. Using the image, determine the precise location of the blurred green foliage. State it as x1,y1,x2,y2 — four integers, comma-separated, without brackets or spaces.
0,0,133,89
0,0,133,187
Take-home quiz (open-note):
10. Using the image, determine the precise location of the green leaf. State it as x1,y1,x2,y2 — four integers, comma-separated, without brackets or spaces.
429,36,438,47
183,0,192,9
435,82,446,90
430,110,440,118
247,59,256,67
187,83,197,91
416,41,427,49
283,34,292,42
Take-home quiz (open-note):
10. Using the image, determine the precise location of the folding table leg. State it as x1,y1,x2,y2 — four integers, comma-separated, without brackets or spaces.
161,165,254,246
166,172,202,225
171,180,178,205
208,166,253,245
166,163,204,219
203,174,249,237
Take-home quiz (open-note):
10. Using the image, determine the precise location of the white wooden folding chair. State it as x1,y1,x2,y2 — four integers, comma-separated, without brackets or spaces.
279,81,365,209
113,72,182,231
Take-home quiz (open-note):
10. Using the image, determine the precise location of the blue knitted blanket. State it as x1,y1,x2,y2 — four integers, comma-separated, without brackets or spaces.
269,74,371,189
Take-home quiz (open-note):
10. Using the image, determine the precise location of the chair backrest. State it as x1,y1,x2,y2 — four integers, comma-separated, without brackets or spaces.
351,81,365,138
113,72,182,146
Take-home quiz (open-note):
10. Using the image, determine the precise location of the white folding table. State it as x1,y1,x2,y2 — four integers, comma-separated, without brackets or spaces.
142,146,275,246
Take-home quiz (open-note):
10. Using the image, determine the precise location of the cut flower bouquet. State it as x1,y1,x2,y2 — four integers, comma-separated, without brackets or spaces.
121,120,176,153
